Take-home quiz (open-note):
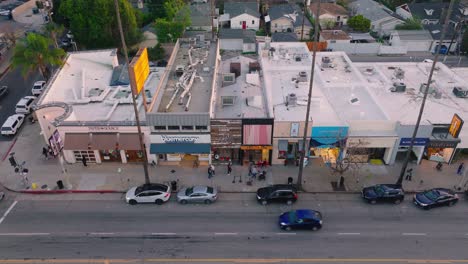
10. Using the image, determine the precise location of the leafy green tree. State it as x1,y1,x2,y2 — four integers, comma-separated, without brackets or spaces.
147,43,165,61
154,18,185,43
146,0,167,20
12,33,66,80
44,22,65,48
348,15,371,32
164,0,186,21
58,0,141,49
395,17,422,30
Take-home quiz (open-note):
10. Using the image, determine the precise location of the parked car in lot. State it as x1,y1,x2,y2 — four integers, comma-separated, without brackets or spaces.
361,184,405,204
256,184,298,205
125,183,171,205
0,86,8,99
413,188,458,210
31,81,46,96
1,114,25,136
279,209,323,231
177,185,218,204
15,96,36,114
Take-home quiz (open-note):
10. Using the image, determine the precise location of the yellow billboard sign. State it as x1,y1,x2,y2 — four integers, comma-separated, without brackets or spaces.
129,48,150,95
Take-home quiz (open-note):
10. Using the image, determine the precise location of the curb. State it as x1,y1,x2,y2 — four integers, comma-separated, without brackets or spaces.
19,189,124,194
0,65,11,80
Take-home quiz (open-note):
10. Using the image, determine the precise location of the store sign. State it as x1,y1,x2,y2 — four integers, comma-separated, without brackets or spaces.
399,138,429,146
290,123,300,137
449,114,464,138
240,146,273,150
151,134,211,144
427,140,459,148
89,126,119,131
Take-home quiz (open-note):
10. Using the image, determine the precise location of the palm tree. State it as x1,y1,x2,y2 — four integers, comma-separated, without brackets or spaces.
12,33,66,81
44,22,65,48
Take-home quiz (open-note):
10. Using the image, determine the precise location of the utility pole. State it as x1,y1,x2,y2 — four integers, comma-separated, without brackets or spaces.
396,0,456,186
113,0,151,185
211,0,215,40
297,0,321,189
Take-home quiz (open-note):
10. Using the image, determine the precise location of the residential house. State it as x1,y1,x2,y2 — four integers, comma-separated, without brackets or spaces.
219,29,256,53
309,3,348,28
224,2,260,30
424,24,458,54
319,30,351,51
267,4,313,39
349,0,404,36
396,2,468,27
271,32,298,42
389,30,433,52
189,2,213,31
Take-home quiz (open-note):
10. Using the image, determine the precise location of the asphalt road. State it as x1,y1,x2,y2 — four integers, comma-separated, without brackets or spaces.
0,193,467,262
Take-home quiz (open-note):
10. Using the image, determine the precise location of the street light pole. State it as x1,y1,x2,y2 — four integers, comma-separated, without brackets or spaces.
298,0,320,189
113,0,150,185
396,0,456,186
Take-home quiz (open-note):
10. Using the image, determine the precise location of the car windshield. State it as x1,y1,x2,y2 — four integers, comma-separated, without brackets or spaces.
207,187,214,194
288,211,297,223
17,105,25,109
185,187,194,196
423,190,439,201
374,185,385,195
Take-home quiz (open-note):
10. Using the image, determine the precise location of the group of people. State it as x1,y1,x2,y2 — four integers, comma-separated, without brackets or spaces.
207,160,234,179
41,146,55,160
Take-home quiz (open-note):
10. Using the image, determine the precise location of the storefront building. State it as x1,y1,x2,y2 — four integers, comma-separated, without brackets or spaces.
211,119,242,164
309,126,348,164
389,123,432,165
149,133,211,165
241,119,274,165
424,115,463,164
271,121,312,165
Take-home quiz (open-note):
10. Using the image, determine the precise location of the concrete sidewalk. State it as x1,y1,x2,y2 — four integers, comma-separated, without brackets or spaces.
1,122,468,194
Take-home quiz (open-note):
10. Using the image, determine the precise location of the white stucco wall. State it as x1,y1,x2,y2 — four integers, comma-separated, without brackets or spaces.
230,13,259,30
271,17,293,32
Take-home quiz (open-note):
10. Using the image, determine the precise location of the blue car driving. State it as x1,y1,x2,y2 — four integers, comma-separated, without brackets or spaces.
279,209,322,231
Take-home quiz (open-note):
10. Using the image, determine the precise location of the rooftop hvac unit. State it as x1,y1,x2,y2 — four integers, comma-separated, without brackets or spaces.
175,65,185,77
322,56,331,63
286,93,297,106
419,83,436,94
453,86,468,98
390,82,406,92
230,62,241,78
297,71,307,82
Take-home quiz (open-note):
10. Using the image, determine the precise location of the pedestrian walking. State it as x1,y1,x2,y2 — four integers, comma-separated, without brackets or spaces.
210,164,215,176
48,146,54,158
42,147,48,159
81,157,87,167
227,161,232,175
457,162,465,175
208,166,213,179
405,168,413,181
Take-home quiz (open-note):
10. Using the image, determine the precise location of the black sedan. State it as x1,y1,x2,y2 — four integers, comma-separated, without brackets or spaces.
413,188,458,210
361,184,404,204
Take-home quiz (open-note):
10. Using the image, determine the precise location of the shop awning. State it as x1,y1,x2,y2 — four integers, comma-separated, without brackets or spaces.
119,133,142,150
90,133,118,150
150,143,211,154
63,133,91,150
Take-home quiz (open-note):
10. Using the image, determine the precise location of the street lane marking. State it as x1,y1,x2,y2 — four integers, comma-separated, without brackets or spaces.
151,233,177,235
0,233,49,236
402,233,427,236
0,201,17,225
337,232,361,235
214,232,238,235
89,232,115,235
276,233,296,235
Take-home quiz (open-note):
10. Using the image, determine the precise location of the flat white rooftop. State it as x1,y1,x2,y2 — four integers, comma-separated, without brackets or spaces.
153,40,216,113
213,52,269,119
39,49,163,123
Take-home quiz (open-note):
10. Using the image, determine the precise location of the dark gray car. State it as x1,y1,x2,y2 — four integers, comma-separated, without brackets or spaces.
177,185,218,204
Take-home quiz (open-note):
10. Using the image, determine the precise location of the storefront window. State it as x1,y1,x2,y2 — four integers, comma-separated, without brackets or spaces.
73,150,96,163
100,149,121,162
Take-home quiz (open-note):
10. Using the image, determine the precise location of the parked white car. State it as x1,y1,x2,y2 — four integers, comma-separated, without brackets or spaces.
1,114,25,136
125,183,171,205
15,96,36,114
31,81,46,96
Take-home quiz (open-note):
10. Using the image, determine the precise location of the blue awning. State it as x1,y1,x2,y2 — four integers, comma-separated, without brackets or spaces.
150,143,211,154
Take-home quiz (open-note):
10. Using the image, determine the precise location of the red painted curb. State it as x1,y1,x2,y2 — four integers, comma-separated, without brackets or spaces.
2,137,18,162
20,190,124,194
0,65,11,80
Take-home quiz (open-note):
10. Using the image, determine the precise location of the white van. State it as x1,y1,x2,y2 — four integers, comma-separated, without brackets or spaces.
1,114,25,136
15,96,37,114
31,81,46,96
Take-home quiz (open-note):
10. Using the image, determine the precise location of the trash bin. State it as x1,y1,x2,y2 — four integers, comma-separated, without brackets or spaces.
56,180,64,189
170,180,177,191
287,177,293,185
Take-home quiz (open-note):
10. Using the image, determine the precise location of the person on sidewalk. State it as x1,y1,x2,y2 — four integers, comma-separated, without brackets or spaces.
405,168,413,181
48,146,54,158
208,166,213,179
81,157,87,167
42,147,48,160
457,162,465,175
227,161,232,175
210,164,215,176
